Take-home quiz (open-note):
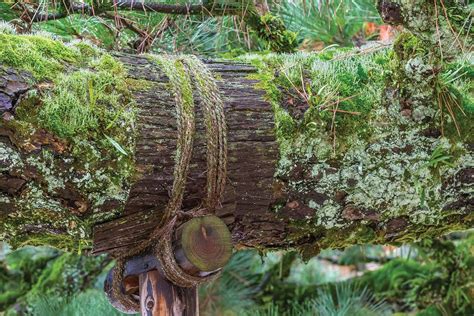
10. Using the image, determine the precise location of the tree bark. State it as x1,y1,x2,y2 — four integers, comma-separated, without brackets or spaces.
91,54,281,256
1,5,473,257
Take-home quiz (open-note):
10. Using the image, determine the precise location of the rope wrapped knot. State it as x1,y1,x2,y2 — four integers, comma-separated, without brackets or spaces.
111,55,228,310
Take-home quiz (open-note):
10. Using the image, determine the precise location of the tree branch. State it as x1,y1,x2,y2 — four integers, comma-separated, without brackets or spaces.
17,2,93,22
16,0,249,23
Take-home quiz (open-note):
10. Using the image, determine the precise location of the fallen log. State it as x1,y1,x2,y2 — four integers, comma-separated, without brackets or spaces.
0,16,472,259
0,1,472,314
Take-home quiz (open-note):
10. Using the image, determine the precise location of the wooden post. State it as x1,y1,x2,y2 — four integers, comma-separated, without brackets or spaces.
104,215,232,315
139,269,198,316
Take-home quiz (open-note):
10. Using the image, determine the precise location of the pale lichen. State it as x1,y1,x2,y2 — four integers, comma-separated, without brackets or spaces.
244,36,472,250
0,32,137,251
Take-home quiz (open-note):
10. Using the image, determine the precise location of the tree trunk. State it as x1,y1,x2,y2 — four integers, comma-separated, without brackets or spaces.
1,1,473,258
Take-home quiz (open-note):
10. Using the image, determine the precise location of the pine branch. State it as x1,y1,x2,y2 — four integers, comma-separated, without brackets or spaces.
16,1,249,23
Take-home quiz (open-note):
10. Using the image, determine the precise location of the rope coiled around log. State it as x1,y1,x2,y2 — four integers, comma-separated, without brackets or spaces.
111,55,228,311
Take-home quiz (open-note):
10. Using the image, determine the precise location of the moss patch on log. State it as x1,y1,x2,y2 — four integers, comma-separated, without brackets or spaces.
0,32,80,80
242,41,473,253
0,32,136,251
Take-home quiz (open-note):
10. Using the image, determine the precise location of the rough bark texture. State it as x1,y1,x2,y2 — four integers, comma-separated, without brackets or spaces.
0,0,472,257
92,54,279,255
0,51,283,252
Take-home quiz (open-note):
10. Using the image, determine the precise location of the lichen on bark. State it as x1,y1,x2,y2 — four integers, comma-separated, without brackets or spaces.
0,31,137,251
239,0,472,255
0,2,472,254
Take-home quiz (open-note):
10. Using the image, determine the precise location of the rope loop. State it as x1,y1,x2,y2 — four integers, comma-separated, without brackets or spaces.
111,55,227,310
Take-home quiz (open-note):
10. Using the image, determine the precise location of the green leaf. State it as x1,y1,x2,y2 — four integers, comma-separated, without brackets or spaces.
104,135,128,156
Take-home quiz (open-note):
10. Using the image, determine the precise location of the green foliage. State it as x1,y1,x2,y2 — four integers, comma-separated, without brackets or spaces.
0,246,109,313
443,55,474,114
360,259,433,304
325,245,386,266
243,282,389,316
360,235,474,315
424,145,454,170
200,250,262,315
30,289,131,316
37,15,118,49
436,53,474,141
0,3,17,21
277,0,381,47
0,247,59,310
0,246,132,315
246,13,298,53
312,283,390,316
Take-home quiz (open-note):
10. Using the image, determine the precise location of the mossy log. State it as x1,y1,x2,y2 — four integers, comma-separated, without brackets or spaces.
0,31,472,258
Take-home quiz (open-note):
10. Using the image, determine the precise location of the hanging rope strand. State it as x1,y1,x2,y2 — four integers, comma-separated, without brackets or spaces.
184,56,227,211
161,58,196,223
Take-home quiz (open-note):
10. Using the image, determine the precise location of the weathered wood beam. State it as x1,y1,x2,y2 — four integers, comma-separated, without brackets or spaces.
91,53,280,256
0,0,472,258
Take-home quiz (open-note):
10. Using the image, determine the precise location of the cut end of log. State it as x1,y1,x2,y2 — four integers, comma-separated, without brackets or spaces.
180,215,232,272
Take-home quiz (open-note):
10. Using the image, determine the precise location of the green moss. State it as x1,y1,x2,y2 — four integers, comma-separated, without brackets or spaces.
125,78,156,91
36,54,133,141
393,31,425,62
71,41,101,59
320,225,377,250
0,35,137,251
239,42,471,253
241,48,390,160
0,33,80,80
13,233,90,253
150,55,195,115
246,13,298,53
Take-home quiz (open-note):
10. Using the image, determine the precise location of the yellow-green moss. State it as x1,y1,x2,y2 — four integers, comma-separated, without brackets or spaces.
1,34,137,251
240,43,472,252
125,78,156,91
0,33,80,80
241,47,390,160
37,53,133,141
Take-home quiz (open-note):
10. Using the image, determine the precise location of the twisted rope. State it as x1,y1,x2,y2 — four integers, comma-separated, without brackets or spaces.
111,55,227,311
185,56,227,210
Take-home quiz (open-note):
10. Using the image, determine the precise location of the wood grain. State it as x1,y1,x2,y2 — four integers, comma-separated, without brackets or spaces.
139,269,197,316
92,55,280,255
